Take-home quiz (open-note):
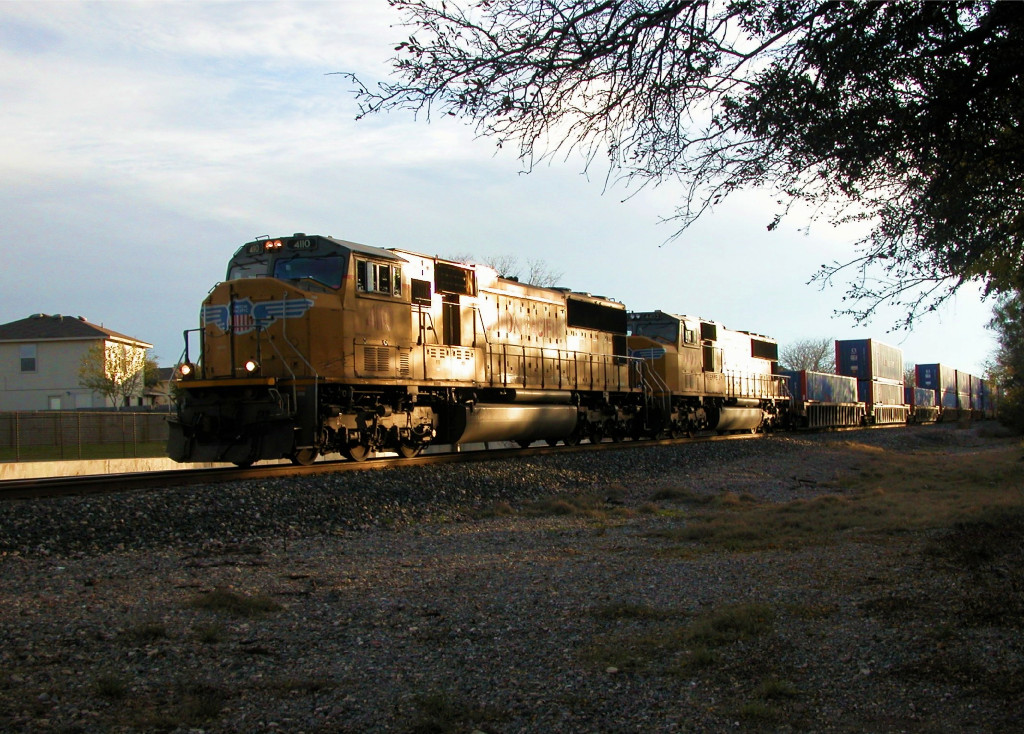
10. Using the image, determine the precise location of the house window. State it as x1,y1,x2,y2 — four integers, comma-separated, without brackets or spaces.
20,345,36,372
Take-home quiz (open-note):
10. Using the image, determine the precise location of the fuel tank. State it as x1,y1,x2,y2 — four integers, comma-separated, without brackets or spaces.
708,406,763,432
449,403,578,445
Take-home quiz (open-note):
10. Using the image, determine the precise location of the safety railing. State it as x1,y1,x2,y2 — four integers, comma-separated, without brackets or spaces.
486,344,639,394
724,371,791,400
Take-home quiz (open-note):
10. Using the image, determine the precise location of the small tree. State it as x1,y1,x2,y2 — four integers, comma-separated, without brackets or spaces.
988,290,1024,432
143,356,161,390
904,363,917,388
448,253,564,287
78,341,149,410
779,338,835,373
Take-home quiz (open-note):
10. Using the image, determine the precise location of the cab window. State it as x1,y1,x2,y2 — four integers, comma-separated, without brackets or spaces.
228,258,269,280
274,255,344,289
630,319,679,345
356,259,402,297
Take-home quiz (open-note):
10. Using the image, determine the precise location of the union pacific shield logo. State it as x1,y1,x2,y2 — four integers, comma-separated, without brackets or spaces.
203,297,314,334
630,346,667,360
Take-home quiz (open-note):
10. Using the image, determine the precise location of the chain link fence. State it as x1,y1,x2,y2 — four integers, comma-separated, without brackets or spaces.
0,411,170,463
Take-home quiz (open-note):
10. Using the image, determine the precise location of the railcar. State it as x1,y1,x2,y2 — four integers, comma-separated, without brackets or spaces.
168,233,645,465
835,339,908,425
781,370,865,429
905,386,940,424
626,311,789,435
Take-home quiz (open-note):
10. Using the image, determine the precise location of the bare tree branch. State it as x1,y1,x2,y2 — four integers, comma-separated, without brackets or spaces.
345,0,1024,326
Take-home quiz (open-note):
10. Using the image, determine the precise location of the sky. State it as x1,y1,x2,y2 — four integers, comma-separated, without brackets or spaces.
0,0,999,376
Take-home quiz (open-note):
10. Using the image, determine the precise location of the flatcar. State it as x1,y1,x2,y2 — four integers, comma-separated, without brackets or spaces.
905,386,940,424
780,370,865,429
168,233,789,465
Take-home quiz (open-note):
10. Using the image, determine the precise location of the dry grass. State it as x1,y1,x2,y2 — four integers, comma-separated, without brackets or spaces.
648,442,1024,554
581,602,775,674
187,588,282,618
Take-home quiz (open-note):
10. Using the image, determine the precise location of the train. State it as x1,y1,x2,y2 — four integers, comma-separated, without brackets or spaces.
167,233,993,466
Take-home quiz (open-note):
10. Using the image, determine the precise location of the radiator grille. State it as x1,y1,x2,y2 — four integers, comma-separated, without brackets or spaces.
363,346,389,373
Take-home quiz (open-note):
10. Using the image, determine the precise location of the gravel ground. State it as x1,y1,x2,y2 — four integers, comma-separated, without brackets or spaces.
1,424,1022,733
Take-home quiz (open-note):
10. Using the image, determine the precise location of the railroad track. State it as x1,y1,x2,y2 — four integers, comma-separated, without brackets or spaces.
0,432,763,501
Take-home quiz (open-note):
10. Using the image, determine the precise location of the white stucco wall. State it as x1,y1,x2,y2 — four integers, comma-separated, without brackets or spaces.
0,338,148,411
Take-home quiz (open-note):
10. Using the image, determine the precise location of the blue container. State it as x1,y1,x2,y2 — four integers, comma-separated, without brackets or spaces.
858,378,905,406
981,382,996,413
970,375,983,409
836,340,903,382
783,370,858,403
916,364,957,394
956,370,974,403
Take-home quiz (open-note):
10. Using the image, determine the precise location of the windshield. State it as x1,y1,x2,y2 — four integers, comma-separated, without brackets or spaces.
630,318,679,345
227,259,269,280
273,255,344,289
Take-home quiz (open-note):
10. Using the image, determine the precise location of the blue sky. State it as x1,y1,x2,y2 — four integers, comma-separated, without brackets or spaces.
0,1,998,376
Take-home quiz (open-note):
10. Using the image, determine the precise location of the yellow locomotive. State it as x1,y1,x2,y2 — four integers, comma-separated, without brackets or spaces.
627,311,788,436
168,233,788,465
169,234,643,465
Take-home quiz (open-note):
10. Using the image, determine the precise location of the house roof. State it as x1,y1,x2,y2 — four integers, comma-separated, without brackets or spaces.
0,313,153,347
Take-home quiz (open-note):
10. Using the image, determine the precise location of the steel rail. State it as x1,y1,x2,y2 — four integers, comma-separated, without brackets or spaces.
0,432,765,502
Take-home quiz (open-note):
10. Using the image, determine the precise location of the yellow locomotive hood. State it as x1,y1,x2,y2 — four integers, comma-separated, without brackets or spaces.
199,278,325,380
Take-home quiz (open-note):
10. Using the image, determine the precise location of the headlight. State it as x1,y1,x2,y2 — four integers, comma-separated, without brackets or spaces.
178,362,195,379
243,359,260,374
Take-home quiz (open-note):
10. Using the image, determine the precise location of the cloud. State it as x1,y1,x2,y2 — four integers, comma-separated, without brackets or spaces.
0,2,998,375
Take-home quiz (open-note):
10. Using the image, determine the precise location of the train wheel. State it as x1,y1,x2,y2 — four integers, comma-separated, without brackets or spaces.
588,423,604,444
344,443,371,462
290,448,318,466
545,438,560,447
398,443,422,459
517,440,533,449
232,444,259,468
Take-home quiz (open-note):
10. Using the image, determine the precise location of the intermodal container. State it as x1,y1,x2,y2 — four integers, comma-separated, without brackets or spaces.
782,370,858,403
836,339,903,382
970,375,983,410
858,378,904,406
904,386,937,407
980,381,993,413
916,364,957,393
953,370,972,410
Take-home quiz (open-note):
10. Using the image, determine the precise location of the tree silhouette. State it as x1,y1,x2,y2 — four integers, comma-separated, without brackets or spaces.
349,0,1024,327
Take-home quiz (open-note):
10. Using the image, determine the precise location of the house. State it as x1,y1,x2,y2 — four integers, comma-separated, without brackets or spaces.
144,366,177,410
0,313,153,411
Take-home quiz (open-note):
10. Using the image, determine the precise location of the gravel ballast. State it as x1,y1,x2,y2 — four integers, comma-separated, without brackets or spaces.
1,425,1022,732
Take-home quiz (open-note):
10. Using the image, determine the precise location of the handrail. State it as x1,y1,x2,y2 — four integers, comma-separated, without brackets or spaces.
277,293,317,419
484,343,643,393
